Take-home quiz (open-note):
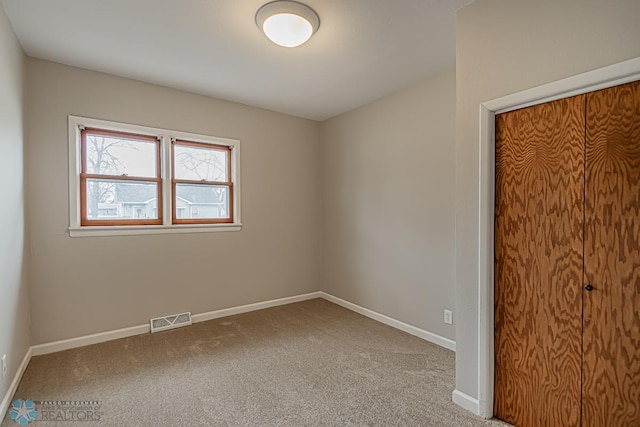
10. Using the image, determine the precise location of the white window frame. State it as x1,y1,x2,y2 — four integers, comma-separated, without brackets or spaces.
68,115,241,237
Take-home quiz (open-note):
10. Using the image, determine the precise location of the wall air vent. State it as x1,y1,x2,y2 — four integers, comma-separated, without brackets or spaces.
150,312,192,333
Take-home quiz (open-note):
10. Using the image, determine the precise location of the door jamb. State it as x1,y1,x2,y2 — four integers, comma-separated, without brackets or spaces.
477,56,640,418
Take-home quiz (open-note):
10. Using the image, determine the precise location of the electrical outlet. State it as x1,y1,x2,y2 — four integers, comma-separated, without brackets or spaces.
1,354,6,379
444,310,453,325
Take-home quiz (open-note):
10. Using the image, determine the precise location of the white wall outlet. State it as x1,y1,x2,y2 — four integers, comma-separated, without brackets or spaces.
444,310,453,325
1,354,6,379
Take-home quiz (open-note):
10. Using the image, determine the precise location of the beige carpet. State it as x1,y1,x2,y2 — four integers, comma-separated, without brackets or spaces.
2,299,506,426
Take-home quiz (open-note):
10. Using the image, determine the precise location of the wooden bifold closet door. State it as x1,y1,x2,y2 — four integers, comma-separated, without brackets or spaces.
494,95,585,426
494,80,640,427
582,81,640,426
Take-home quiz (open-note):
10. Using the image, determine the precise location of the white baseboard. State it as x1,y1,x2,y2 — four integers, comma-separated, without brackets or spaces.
25,291,455,380
192,292,323,323
0,347,32,422
31,292,324,357
452,389,480,415
319,292,456,352
31,324,149,356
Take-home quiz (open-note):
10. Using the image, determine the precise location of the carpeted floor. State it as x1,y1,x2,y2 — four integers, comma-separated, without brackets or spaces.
2,299,507,426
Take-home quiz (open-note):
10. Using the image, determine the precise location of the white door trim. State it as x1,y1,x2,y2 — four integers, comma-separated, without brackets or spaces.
476,56,640,418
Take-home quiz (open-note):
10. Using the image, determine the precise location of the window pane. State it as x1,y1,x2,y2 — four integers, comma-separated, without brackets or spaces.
86,179,159,220
85,134,157,177
174,144,228,182
175,184,229,219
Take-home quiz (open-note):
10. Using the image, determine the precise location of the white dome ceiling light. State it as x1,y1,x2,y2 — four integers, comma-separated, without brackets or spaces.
256,1,320,48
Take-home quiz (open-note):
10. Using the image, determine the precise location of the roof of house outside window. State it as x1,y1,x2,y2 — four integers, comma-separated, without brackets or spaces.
115,182,224,205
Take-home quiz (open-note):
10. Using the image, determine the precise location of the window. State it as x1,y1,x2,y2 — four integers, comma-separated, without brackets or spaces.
69,116,241,237
172,140,232,224
81,128,162,226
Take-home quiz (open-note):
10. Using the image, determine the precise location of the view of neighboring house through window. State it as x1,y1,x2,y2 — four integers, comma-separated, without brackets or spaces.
70,116,240,235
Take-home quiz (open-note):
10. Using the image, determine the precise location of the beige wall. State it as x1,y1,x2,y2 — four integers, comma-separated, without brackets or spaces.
25,59,322,344
455,0,640,399
14,0,640,405
321,71,456,341
0,5,30,402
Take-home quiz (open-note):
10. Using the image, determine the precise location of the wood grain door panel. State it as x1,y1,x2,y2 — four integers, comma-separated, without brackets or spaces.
583,80,640,427
494,95,586,427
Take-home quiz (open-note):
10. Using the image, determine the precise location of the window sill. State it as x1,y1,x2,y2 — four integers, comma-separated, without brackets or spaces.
68,223,242,238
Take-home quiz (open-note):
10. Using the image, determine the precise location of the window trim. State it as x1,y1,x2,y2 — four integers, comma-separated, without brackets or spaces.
68,115,241,237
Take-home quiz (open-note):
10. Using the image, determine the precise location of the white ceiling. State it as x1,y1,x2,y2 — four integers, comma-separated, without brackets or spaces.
1,0,473,121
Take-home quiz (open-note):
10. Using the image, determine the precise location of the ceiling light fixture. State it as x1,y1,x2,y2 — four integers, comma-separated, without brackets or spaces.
255,1,320,48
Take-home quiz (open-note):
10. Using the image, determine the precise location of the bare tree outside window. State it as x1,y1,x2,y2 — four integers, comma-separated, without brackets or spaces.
174,144,226,181
85,135,134,218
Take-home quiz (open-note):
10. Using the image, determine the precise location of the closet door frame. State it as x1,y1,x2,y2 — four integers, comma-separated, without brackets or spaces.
474,57,640,419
